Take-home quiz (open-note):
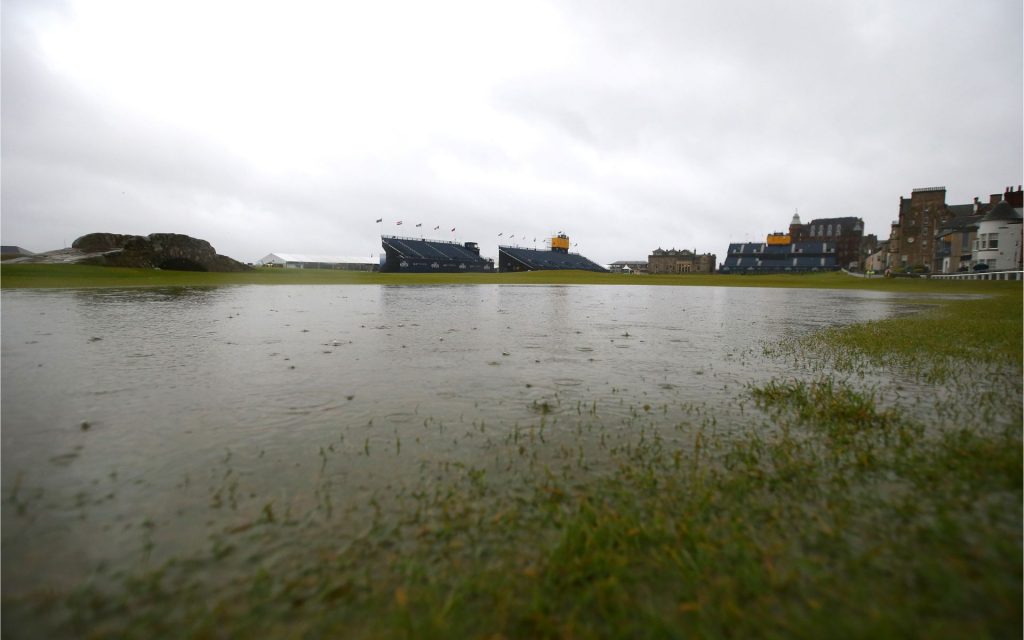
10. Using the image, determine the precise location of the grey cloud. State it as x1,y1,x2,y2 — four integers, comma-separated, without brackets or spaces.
2,0,1021,266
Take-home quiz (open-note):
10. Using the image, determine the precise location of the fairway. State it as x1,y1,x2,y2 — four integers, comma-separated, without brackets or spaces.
2,262,1021,294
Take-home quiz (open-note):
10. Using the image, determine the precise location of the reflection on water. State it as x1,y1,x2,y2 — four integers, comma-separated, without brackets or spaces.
1,284,926,592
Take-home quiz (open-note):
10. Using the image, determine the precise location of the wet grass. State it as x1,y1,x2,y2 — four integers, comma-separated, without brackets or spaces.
765,285,1022,384
8,382,1018,638
2,285,1020,638
2,262,1023,293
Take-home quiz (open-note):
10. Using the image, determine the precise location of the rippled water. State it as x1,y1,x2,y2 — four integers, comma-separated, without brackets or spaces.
1,284,925,593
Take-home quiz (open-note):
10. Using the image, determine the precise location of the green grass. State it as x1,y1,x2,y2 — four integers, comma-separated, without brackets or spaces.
23,370,1017,639
3,262,1023,292
764,286,1023,383
2,275,1020,639
827,293,1022,369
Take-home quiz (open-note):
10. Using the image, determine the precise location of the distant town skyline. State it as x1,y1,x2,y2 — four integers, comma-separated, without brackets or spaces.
3,0,1021,265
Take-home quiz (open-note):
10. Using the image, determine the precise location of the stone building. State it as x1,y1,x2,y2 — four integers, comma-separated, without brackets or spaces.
860,234,879,267
864,241,888,273
934,200,986,274
886,185,1021,273
648,248,716,274
887,187,949,271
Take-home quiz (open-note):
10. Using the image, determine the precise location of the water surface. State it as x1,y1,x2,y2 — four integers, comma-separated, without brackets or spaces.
1,284,928,592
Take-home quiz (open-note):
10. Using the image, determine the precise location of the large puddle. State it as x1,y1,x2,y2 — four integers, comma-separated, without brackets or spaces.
0,284,944,593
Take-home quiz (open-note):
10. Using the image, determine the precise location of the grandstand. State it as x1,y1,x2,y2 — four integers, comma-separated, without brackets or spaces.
498,234,607,273
380,236,494,273
720,240,838,273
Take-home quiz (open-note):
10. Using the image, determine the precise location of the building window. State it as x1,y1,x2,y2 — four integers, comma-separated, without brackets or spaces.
827,224,833,236
836,224,841,236
990,236,998,249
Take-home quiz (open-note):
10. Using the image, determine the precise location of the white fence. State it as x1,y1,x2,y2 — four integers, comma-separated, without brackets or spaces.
840,269,878,278
842,269,1023,281
928,270,1023,281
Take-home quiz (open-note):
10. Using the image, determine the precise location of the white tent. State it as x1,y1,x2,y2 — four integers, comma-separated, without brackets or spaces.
257,253,378,270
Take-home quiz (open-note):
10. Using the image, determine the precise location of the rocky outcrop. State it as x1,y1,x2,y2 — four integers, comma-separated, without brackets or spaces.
71,233,141,253
19,233,252,272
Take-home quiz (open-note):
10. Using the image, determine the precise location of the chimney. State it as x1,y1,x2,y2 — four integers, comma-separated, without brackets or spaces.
1006,186,1024,208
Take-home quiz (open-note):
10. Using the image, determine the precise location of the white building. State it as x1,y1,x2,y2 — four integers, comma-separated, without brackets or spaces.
256,253,378,271
972,201,1023,271
608,260,648,274
864,243,888,273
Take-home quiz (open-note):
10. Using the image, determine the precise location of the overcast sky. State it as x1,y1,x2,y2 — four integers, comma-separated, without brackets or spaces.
3,0,1022,265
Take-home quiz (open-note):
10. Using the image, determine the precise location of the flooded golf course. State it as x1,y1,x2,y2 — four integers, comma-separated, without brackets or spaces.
1,285,924,586
2,283,1019,638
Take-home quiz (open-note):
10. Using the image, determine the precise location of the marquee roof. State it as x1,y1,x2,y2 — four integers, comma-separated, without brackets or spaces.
258,253,377,264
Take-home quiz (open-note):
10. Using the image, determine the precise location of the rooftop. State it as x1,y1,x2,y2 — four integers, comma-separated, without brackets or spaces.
981,200,1023,224
259,253,376,264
